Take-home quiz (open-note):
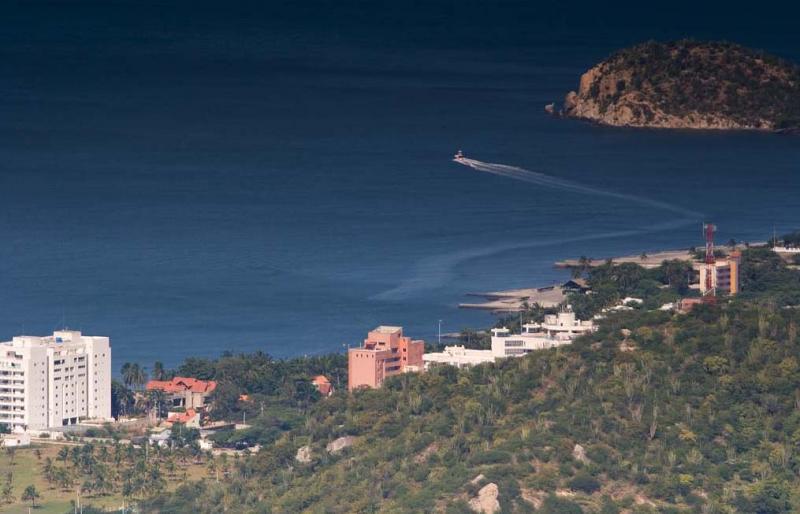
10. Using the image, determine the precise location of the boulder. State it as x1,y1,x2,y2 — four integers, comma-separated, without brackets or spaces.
468,483,500,514
326,436,355,454
572,443,589,464
295,445,312,463
469,474,486,485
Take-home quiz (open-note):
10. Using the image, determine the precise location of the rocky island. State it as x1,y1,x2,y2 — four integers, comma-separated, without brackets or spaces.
561,40,800,131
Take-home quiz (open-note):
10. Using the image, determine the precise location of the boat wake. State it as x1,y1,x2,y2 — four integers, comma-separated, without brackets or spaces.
455,157,702,219
373,156,702,301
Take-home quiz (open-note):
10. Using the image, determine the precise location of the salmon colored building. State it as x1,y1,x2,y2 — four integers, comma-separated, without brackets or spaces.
348,326,424,391
695,250,742,296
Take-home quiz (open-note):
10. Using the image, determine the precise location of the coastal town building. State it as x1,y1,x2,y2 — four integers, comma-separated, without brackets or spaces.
491,308,596,357
423,346,497,369
773,246,800,255
678,298,705,312
311,375,333,396
166,408,201,428
424,308,596,369
145,376,217,410
0,432,31,448
348,326,424,390
694,251,741,295
0,330,111,431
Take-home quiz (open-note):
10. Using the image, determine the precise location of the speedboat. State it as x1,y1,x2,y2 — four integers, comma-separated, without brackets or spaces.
453,149,465,161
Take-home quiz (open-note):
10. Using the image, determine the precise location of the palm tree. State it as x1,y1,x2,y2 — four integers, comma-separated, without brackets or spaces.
122,363,148,391
2,473,14,504
113,381,135,417
21,484,40,508
55,468,73,490
152,361,167,381
133,364,149,391
42,457,55,487
578,255,592,272
121,362,133,388
147,389,167,420
164,458,177,478
93,467,113,496
207,457,218,482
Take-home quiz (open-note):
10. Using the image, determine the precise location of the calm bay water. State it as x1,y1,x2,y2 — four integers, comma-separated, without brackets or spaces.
1,2,799,369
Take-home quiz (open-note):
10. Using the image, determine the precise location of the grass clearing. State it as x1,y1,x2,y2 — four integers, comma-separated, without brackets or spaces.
0,443,207,513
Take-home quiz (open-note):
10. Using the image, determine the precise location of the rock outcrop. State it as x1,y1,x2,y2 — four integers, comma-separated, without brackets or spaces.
295,445,312,463
326,436,355,454
561,40,800,131
468,483,500,514
572,443,589,464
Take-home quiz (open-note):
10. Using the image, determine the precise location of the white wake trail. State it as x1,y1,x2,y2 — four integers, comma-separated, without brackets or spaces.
373,156,702,301
372,218,690,301
456,157,702,219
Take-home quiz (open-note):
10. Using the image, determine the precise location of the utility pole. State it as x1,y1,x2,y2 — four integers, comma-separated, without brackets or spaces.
703,223,717,303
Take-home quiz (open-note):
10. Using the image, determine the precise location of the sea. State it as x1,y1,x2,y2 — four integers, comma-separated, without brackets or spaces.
1,1,799,370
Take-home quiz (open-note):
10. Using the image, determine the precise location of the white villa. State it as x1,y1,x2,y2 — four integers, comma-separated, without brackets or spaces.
422,345,498,369
491,308,596,357
424,307,595,369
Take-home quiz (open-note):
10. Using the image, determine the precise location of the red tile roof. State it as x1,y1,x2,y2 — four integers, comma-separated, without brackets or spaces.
146,376,217,394
167,408,198,424
312,375,332,396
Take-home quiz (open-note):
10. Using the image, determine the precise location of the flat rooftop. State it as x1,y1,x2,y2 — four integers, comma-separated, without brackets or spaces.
373,326,403,334
2,331,94,348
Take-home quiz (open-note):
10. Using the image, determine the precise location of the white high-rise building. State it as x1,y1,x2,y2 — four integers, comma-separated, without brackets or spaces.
0,331,111,431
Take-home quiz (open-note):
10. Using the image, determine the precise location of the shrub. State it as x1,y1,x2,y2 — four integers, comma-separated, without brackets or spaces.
467,450,511,466
539,495,584,514
568,472,601,494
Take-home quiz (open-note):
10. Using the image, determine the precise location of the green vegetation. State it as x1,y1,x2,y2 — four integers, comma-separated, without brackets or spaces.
566,259,694,319
21,485,40,507
770,230,800,248
570,40,800,130
738,247,800,306
0,443,208,514
108,352,348,438
131,247,800,512
179,352,347,422
7,243,796,512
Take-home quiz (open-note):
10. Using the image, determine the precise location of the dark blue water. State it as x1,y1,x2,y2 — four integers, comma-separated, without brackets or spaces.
1,1,799,369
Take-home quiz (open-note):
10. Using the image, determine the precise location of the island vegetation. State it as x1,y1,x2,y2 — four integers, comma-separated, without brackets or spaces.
561,40,800,131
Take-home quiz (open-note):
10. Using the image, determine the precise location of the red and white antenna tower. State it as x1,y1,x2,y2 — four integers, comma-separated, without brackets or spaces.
703,223,717,301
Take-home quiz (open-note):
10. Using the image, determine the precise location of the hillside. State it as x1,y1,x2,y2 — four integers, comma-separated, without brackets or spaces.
561,40,800,131
134,247,800,513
